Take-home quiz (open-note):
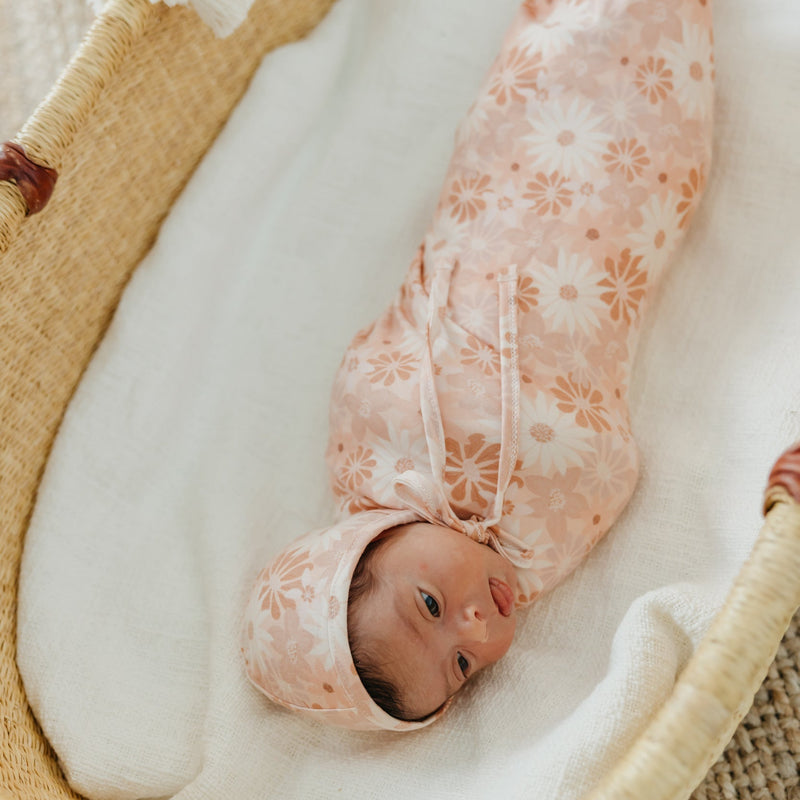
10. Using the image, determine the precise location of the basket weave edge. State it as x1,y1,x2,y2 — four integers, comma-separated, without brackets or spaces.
585,489,800,800
0,0,336,797
0,0,159,251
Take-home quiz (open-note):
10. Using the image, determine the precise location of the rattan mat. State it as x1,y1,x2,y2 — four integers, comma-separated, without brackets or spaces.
691,607,800,800
1,2,799,798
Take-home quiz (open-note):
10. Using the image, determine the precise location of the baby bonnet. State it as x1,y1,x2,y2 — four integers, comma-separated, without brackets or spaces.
240,507,451,731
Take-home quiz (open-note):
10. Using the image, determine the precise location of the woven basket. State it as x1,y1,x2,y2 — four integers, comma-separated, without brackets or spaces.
1,1,799,797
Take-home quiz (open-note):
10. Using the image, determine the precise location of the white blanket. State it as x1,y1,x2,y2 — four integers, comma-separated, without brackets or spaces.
17,1,800,798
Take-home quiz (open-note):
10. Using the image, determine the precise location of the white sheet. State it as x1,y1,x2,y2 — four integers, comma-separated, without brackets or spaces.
17,1,800,798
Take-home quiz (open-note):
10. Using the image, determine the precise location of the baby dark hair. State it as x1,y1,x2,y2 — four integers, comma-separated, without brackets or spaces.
347,534,417,721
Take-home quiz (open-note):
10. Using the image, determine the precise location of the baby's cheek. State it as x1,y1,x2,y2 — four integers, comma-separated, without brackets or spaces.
488,619,516,665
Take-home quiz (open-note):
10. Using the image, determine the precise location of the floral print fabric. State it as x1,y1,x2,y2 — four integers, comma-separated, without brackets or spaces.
243,0,714,730
327,0,714,605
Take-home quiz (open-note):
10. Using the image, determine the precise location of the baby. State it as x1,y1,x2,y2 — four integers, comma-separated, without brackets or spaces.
242,0,714,730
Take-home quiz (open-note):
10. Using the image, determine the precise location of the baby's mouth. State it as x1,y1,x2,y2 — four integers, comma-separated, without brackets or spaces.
488,577,514,617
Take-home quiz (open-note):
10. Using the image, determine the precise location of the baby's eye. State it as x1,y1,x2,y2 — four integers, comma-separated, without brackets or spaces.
457,652,469,676
420,591,440,618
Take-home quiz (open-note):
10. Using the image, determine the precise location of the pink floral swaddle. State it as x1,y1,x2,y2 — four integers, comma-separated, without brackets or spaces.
242,0,714,730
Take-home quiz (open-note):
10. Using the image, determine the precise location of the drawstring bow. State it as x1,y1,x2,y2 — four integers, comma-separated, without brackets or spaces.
392,255,534,569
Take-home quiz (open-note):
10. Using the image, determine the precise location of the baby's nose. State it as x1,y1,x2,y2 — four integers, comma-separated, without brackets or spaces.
458,605,488,642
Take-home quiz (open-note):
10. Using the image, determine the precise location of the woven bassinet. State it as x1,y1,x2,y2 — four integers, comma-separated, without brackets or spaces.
1,1,799,798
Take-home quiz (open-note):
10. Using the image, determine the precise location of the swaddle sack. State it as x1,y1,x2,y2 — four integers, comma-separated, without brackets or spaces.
243,0,714,730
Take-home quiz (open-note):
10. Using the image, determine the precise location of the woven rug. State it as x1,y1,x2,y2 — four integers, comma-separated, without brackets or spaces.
692,608,800,800
1,2,799,798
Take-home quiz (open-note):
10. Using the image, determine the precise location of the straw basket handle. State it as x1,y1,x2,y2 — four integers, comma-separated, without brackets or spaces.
764,442,800,512
0,142,57,215
586,442,800,800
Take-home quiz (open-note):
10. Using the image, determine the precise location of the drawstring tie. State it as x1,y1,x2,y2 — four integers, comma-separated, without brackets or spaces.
392,256,534,569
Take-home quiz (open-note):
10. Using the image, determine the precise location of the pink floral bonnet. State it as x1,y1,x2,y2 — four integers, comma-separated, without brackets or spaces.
240,507,452,731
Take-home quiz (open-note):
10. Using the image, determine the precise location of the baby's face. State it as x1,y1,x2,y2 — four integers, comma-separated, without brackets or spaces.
353,522,518,719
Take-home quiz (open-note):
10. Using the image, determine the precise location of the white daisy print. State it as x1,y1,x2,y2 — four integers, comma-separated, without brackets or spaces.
425,213,468,268
557,332,599,386
370,423,431,500
462,215,508,266
451,282,499,343
594,80,649,139
578,433,638,500
489,177,528,226
585,12,625,54
524,97,612,178
518,0,596,60
663,21,714,120
536,249,605,335
628,192,681,276
444,372,501,419
520,392,594,474
523,67,566,109
568,173,609,213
